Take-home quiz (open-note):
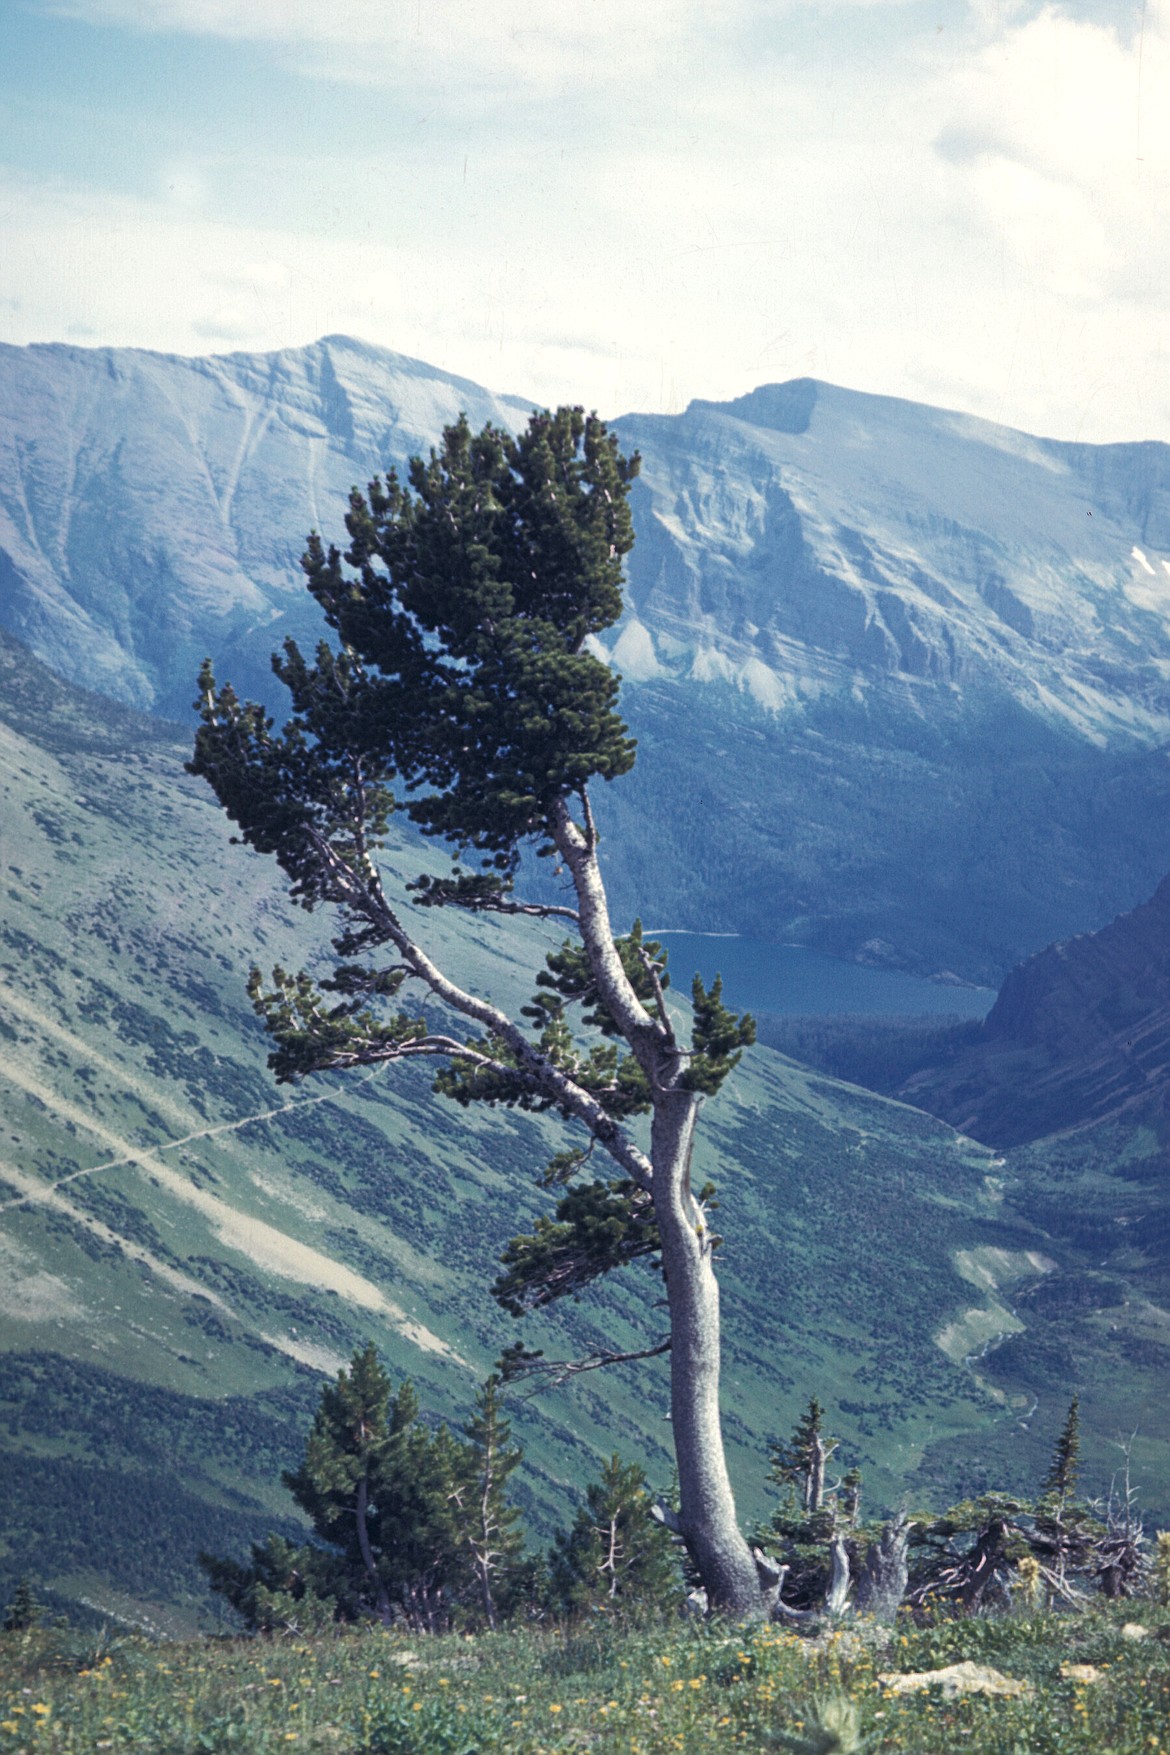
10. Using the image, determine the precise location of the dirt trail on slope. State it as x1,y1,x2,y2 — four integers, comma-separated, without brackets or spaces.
0,1059,459,1361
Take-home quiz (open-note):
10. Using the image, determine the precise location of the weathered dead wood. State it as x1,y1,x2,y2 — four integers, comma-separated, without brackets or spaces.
855,1514,911,1622
756,1536,850,1625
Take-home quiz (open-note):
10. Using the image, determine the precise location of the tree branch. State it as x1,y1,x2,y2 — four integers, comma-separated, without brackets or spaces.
299,822,655,1190
548,795,664,1068
499,1336,671,1396
635,937,676,1044
465,897,580,923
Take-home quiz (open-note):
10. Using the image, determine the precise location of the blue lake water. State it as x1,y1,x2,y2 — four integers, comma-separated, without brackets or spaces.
645,932,994,1019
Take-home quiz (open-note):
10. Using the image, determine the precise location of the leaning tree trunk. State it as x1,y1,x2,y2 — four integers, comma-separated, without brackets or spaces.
553,795,767,1619
651,1086,767,1618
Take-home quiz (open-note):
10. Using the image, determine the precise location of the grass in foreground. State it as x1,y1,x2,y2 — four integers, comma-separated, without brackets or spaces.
2,1606,1169,1755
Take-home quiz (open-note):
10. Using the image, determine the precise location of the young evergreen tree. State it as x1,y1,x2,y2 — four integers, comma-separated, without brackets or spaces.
763,1400,849,1611
190,407,764,1614
375,1404,475,1632
200,1533,340,1634
282,1342,398,1623
1032,1395,1099,1595
551,1454,679,1616
769,1399,838,1517
1040,1395,1081,1509
205,1346,522,1632
2,1576,41,1632
462,1375,525,1630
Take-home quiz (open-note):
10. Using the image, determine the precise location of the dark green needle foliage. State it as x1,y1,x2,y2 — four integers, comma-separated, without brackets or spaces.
1040,1393,1081,1508
204,1346,527,1633
190,405,638,887
1,1576,41,1633
492,1178,661,1315
683,973,755,1094
550,1454,680,1616
199,1533,341,1636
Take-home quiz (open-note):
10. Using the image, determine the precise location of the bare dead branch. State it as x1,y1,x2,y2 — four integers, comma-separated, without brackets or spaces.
444,895,581,924
504,1336,671,1397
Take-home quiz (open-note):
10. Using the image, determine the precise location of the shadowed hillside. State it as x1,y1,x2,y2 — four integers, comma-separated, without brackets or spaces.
899,874,1170,1148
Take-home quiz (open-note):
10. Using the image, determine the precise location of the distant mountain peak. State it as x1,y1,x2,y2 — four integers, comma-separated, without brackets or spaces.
687,377,820,434
4,334,1170,982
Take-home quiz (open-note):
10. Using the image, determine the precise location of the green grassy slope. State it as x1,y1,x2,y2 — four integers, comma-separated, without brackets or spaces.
0,630,1163,1628
4,1607,1170,1755
960,1118,1170,1503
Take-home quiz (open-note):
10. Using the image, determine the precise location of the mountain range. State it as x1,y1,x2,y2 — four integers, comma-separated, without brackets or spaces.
4,336,1170,981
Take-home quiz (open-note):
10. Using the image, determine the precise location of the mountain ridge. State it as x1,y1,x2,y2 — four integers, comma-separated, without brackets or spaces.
5,334,1170,980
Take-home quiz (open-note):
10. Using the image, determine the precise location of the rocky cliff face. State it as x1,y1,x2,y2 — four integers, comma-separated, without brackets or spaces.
5,337,1170,980
900,874,1170,1145
0,336,530,714
611,379,1170,743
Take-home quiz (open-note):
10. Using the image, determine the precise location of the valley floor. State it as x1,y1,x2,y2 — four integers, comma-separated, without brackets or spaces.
2,1604,1169,1755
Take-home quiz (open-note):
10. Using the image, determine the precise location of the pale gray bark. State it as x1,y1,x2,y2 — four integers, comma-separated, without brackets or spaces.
855,1515,911,1622
759,1536,851,1624
805,1432,829,1514
824,1535,852,1618
652,1089,765,1615
550,795,767,1619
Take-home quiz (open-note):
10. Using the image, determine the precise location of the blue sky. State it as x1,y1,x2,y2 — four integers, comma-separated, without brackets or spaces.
1,1,1166,440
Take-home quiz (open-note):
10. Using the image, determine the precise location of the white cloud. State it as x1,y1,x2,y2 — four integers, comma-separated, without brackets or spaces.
10,2,1170,442
931,4,1170,312
48,1,743,101
940,3,1170,180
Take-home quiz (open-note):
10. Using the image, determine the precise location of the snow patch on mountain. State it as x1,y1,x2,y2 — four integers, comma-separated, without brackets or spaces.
609,617,663,681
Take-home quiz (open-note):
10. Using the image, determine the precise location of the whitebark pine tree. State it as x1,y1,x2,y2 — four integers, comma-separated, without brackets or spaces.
190,407,769,1616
